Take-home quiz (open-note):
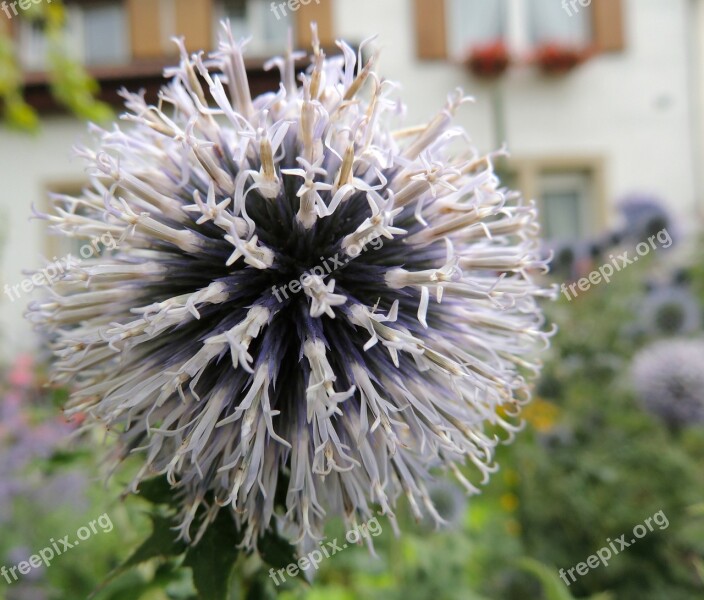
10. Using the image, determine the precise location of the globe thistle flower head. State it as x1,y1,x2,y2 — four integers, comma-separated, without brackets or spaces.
28,24,553,549
617,193,676,244
639,286,702,337
631,339,704,429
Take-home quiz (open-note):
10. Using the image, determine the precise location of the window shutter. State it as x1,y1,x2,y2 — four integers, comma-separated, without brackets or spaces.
127,0,164,59
175,0,213,52
414,0,447,60
295,0,335,48
591,0,625,52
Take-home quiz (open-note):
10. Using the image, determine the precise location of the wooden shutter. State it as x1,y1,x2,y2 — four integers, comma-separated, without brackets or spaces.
295,0,335,48
175,0,213,52
591,0,625,52
0,14,10,36
414,0,447,60
127,0,164,59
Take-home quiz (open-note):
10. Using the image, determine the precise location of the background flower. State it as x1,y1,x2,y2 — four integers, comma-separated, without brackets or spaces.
617,193,677,245
638,285,702,337
631,338,704,430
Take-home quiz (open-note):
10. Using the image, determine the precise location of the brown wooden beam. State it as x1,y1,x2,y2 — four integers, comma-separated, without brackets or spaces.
414,0,447,60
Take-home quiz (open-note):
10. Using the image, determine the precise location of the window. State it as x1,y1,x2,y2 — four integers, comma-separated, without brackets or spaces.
17,1,128,71
528,0,591,46
216,0,292,55
446,0,591,57
17,19,51,72
82,2,129,66
419,0,622,60
220,0,249,41
538,172,594,241
447,0,507,56
499,158,604,242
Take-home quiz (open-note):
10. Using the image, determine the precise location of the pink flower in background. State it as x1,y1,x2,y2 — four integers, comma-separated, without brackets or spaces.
8,354,35,388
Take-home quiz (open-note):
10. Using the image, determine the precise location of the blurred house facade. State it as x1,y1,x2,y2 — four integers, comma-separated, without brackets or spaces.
0,0,700,353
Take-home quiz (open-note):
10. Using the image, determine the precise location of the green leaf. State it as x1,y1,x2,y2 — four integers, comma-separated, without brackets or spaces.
516,557,578,600
687,502,704,517
694,557,704,585
183,509,241,600
51,386,71,409
136,477,181,507
92,570,154,600
123,513,188,570
245,574,278,600
90,513,187,600
41,449,92,474
258,528,298,571
3,95,39,132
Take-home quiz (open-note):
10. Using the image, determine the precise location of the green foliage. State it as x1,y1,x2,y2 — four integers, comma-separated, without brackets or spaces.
0,33,38,130
136,477,183,508
517,558,580,600
182,510,242,600
120,514,188,573
96,476,301,600
258,529,299,572
479,251,704,599
0,0,112,131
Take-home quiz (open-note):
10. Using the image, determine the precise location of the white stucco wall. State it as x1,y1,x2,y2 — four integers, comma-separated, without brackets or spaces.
691,0,704,208
0,118,88,357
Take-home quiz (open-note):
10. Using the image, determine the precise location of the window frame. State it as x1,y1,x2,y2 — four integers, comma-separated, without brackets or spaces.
501,156,606,241
415,0,625,61
214,0,294,56
16,0,129,72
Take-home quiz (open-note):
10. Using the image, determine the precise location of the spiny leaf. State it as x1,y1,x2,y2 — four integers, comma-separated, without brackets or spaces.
136,476,181,507
258,528,298,571
183,509,241,600
89,513,186,600
123,513,188,569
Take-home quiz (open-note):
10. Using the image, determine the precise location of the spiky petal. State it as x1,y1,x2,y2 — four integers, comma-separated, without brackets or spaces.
28,23,553,549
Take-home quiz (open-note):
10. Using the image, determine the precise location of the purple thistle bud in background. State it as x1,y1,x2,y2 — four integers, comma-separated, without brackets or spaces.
617,193,678,244
631,339,704,430
28,23,553,550
638,286,702,337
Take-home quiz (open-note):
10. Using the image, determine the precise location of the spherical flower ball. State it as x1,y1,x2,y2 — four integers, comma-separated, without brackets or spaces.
639,286,702,337
28,23,553,549
631,339,704,429
617,193,676,244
